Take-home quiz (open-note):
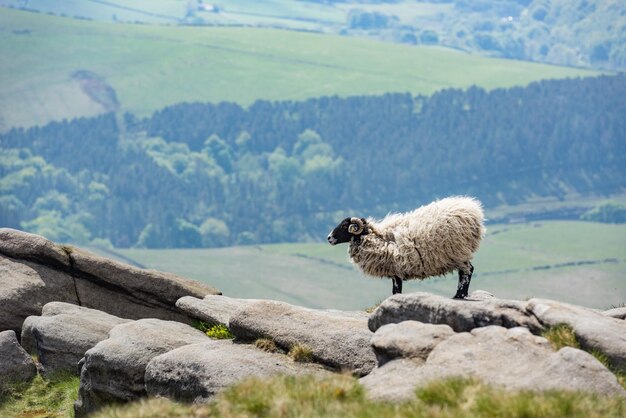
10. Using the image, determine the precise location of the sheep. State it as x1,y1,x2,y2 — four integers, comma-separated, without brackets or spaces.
327,196,485,298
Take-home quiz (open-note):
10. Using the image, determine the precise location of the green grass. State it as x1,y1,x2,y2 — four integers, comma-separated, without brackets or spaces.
542,324,581,351
90,374,626,418
112,220,626,311
0,371,80,418
0,8,598,129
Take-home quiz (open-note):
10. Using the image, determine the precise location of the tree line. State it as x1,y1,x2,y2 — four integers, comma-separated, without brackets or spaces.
1,74,624,248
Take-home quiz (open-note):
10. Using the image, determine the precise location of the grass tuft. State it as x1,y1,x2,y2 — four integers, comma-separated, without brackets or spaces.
365,300,383,314
191,319,212,334
542,323,580,351
0,371,79,418
288,343,313,363
255,338,279,353
205,324,234,340
416,377,474,407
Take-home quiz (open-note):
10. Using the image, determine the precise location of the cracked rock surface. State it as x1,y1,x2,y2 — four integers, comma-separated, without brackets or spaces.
21,302,131,376
0,228,221,333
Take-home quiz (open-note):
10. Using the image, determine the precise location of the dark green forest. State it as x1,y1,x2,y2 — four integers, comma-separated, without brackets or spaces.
1,75,625,248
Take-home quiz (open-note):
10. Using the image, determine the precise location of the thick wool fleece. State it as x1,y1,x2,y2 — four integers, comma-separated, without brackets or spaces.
348,196,485,280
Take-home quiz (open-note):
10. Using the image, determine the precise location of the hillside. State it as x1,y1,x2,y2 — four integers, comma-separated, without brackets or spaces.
2,0,623,71
105,221,626,311
0,7,597,130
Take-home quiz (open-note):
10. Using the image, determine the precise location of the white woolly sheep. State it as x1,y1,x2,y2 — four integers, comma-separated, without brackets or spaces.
327,196,485,298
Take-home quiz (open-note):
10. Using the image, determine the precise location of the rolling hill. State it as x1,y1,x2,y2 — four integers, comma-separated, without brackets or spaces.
0,7,597,130
102,221,626,311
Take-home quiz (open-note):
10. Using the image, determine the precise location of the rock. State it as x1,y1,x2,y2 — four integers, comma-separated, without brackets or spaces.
0,330,38,386
0,228,221,333
176,295,262,326
21,302,131,376
361,326,625,402
0,255,78,335
145,340,327,402
527,298,626,370
467,290,495,301
69,246,220,322
74,318,208,417
0,228,69,269
602,307,626,320
229,300,375,376
368,292,542,334
370,321,455,366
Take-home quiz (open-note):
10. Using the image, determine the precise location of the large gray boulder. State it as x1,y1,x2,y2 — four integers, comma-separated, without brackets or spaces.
145,340,327,402
176,295,262,326
0,255,78,336
370,321,455,366
74,318,208,417
527,298,626,369
0,228,221,333
21,302,131,376
368,292,542,333
229,300,375,376
0,330,38,386
361,326,625,402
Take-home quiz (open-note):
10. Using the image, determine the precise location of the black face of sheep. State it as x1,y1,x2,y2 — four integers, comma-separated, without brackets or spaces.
327,217,366,245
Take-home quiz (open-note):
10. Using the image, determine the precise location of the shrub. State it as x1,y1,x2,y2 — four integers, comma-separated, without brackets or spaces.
206,324,234,340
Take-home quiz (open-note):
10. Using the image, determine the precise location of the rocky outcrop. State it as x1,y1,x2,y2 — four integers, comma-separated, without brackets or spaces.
74,318,208,417
368,292,543,333
602,306,626,320
0,255,78,336
229,300,375,376
176,295,262,326
370,321,455,366
0,228,221,334
362,325,626,401
0,330,37,386
21,302,131,376
145,340,327,402
527,298,626,369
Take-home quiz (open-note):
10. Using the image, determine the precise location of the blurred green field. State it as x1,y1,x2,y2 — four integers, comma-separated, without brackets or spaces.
0,8,597,129
109,221,626,311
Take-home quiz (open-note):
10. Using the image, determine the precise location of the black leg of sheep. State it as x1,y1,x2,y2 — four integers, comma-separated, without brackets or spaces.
392,276,403,294
453,262,474,299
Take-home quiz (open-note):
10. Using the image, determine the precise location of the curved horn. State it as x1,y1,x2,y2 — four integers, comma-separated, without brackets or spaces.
348,217,365,235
